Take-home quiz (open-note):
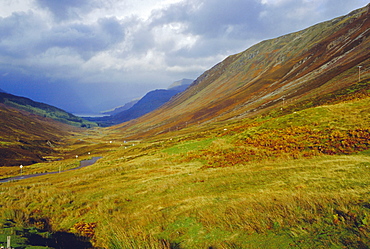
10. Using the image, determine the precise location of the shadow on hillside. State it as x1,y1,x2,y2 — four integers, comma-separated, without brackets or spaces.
26,231,93,249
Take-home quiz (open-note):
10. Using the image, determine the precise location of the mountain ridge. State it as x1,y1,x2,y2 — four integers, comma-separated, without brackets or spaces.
0,92,96,166
90,79,192,126
101,99,140,116
102,79,193,116
112,4,370,139
0,92,96,128
167,78,194,90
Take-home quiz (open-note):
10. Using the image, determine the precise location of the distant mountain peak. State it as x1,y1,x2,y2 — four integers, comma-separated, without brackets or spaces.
90,79,194,126
168,79,194,89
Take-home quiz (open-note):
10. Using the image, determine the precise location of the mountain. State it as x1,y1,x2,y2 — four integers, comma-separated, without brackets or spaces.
101,98,140,116
112,89,184,122
167,78,194,91
0,88,6,93
0,103,77,166
0,92,96,128
113,4,370,139
0,92,96,166
90,79,193,126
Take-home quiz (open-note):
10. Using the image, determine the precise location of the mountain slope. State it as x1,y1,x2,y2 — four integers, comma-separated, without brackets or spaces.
91,79,192,126
0,103,77,166
112,89,186,123
114,4,370,139
167,78,194,90
101,99,140,116
110,79,192,124
0,92,96,128
102,78,192,117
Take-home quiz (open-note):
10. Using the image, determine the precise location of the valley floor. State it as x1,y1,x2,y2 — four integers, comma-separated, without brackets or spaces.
0,97,369,248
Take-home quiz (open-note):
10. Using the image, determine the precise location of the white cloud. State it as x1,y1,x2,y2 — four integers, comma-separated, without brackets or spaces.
0,0,34,17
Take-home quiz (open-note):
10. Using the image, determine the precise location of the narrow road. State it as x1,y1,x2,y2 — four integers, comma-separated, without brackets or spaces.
0,157,102,183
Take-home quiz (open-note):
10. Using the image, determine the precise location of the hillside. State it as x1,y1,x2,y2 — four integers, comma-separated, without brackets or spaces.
0,103,78,167
90,79,192,126
112,89,185,122
167,78,194,90
111,78,192,123
101,99,139,116
0,92,96,128
114,4,370,139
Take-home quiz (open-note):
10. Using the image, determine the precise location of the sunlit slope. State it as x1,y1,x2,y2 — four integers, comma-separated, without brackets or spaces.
0,103,77,166
115,4,370,139
0,92,96,128
0,96,369,248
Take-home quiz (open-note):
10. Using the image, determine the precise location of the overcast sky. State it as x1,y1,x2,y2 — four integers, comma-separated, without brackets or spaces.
0,0,368,114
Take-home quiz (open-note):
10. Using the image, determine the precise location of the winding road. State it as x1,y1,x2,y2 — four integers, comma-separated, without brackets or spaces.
0,157,102,183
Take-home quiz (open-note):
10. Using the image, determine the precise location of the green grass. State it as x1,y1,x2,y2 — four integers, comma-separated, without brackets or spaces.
2,98,97,128
1,152,369,248
0,97,369,248
161,138,215,155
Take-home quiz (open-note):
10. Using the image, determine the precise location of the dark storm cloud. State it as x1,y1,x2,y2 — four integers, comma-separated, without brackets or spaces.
186,0,264,39
0,11,125,60
39,17,125,59
147,0,267,58
0,11,46,58
150,0,272,39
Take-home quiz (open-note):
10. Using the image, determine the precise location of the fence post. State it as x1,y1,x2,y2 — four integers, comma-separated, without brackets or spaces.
6,236,10,248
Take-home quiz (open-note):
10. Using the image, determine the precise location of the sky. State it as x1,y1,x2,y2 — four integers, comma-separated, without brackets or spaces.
0,0,368,114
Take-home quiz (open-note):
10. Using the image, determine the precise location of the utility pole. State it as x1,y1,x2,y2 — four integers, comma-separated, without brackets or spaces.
358,66,362,82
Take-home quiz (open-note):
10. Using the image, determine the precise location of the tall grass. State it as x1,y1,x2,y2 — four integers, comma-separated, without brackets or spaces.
1,151,368,248
0,97,369,248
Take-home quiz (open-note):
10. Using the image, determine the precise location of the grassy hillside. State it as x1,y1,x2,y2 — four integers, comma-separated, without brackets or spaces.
111,4,370,139
0,92,97,128
0,96,369,248
0,103,80,167
0,92,97,167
